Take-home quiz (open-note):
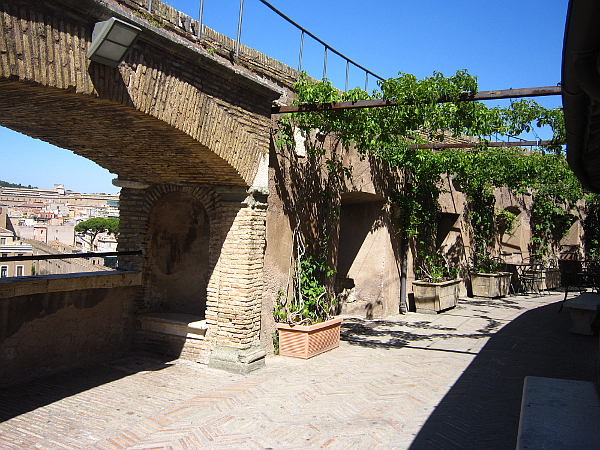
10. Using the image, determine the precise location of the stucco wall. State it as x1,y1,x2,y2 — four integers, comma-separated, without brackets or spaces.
337,201,400,318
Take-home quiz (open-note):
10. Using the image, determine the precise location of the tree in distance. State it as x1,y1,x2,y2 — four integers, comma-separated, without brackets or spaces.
74,217,119,250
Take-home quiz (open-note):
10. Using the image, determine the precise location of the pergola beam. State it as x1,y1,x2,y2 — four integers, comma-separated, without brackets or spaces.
271,86,562,115
407,140,560,149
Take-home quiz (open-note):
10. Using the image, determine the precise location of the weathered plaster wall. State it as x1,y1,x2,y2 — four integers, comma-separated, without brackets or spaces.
337,201,400,318
0,272,141,386
146,191,211,315
261,131,405,349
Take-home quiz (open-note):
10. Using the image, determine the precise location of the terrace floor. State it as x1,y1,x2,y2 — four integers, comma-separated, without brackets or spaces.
0,291,597,449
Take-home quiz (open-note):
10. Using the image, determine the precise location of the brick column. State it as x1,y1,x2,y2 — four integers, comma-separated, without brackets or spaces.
208,186,268,374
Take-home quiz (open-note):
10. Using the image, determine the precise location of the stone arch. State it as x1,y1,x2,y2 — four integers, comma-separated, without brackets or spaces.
0,0,277,187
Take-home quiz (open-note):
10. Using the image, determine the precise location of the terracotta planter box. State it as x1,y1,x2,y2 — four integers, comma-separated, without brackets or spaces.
471,272,512,298
412,278,462,313
276,317,342,359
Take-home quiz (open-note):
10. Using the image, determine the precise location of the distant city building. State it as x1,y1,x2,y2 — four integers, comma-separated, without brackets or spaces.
0,185,119,275
0,206,33,278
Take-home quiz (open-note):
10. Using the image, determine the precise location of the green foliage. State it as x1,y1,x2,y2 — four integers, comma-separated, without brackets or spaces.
272,330,279,355
75,217,119,249
471,254,502,274
497,209,518,237
0,180,37,189
584,194,600,259
133,10,163,27
274,253,336,325
281,70,579,270
417,253,457,283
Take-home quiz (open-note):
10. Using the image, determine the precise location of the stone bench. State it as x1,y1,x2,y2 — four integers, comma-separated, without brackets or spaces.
563,293,600,335
516,376,600,449
135,312,210,363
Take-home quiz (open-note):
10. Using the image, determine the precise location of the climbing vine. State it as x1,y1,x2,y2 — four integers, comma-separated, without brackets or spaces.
276,69,580,308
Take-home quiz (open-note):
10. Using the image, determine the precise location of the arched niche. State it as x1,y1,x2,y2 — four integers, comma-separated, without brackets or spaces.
145,191,210,315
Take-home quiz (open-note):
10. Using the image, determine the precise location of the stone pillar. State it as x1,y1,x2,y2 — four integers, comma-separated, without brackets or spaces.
113,178,150,273
207,186,268,374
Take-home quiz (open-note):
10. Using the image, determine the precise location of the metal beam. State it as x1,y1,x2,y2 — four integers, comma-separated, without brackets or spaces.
407,140,560,149
271,86,562,115
0,250,142,263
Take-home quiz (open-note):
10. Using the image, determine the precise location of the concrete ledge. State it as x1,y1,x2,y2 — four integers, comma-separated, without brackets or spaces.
516,376,600,449
0,271,142,299
138,313,208,340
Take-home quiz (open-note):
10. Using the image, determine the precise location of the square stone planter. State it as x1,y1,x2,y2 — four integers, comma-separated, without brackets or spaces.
544,268,561,290
412,278,462,313
276,317,342,359
470,272,512,298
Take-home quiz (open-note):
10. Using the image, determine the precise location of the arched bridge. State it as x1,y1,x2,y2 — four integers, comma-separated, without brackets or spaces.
0,0,294,378
0,0,282,187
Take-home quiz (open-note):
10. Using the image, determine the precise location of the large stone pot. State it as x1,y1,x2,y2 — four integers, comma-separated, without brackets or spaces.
543,268,561,290
412,278,462,313
470,272,512,298
276,317,342,359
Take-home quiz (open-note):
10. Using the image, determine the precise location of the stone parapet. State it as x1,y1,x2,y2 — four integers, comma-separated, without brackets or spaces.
0,271,142,299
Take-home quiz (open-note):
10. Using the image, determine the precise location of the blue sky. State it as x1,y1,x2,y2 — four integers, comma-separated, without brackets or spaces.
0,0,568,194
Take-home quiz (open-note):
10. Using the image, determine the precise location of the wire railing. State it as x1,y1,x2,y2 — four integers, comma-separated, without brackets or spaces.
145,0,383,91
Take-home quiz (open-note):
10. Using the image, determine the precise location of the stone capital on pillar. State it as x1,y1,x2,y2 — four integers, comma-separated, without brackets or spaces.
112,178,150,189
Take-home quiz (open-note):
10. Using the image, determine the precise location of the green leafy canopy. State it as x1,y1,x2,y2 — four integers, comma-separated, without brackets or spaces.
278,70,582,271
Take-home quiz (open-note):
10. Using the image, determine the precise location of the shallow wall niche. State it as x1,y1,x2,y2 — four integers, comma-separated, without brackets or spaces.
146,191,210,315
336,196,400,318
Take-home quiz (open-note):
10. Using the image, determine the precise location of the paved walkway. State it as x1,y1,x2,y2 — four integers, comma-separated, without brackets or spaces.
0,292,597,449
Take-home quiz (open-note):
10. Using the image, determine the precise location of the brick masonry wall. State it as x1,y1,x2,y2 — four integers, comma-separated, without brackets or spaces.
0,0,279,187
0,0,308,362
119,184,266,354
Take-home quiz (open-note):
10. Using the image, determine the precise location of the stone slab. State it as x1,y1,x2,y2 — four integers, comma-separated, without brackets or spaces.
516,376,600,450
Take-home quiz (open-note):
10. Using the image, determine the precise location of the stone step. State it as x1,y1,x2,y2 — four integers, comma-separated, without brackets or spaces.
135,313,210,363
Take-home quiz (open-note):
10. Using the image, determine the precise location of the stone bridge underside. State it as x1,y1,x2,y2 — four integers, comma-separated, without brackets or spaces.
0,0,280,186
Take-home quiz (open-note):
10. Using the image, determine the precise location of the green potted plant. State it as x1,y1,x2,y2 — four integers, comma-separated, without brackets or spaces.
412,254,462,313
274,249,341,359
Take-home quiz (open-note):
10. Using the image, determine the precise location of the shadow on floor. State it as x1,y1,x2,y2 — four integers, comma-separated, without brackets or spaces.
340,298,524,351
402,300,598,450
0,352,173,422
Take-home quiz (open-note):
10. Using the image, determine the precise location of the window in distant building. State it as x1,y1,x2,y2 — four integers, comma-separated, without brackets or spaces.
0,238,6,244
0,266,7,277
15,265,23,277
1,253,7,258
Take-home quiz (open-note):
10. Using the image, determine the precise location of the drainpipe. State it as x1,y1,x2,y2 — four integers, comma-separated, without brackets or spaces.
399,234,408,313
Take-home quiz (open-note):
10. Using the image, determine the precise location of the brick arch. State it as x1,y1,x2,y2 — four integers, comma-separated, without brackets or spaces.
126,184,221,315
0,1,274,187
140,184,220,223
